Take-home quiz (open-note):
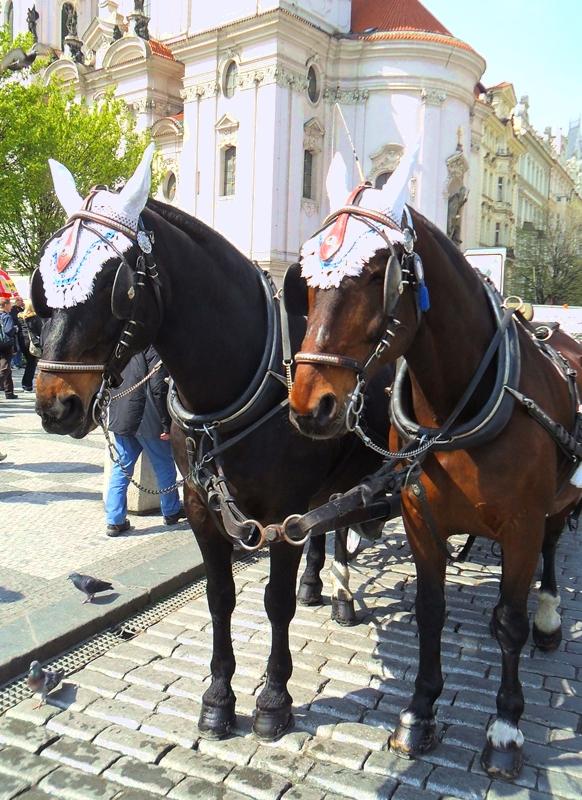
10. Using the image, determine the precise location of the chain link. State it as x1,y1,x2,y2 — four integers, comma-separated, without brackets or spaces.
353,422,443,461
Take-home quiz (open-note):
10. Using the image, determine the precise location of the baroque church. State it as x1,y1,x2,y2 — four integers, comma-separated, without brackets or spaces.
5,0,488,281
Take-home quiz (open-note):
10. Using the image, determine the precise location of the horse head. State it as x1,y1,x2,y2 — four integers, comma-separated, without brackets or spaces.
289,146,421,439
34,144,163,437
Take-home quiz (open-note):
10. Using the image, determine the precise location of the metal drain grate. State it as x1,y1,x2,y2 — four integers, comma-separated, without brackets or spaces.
0,551,265,714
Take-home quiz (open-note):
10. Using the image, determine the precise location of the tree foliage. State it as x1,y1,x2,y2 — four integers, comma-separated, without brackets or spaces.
0,29,154,274
508,216,582,305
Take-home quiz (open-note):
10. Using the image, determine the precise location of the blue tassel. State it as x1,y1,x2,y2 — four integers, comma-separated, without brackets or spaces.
418,283,430,312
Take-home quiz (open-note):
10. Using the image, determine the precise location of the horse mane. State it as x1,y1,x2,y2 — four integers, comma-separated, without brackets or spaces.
412,207,483,286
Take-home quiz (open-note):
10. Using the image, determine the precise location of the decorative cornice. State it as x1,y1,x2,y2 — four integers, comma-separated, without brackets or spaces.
369,143,404,181
181,80,218,100
421,88,447,106
323,86,369,104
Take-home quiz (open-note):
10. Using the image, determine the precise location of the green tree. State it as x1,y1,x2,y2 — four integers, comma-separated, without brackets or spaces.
508,216,582,306
0,30,154,274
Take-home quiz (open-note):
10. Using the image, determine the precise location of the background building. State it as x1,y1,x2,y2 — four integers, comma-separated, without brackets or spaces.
4,0,581,289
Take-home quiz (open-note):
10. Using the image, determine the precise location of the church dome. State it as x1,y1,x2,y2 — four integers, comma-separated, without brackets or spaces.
350,0,474,52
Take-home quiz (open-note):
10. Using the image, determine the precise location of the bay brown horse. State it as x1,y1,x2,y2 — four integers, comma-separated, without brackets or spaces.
33,148,390,743
288,162,582,778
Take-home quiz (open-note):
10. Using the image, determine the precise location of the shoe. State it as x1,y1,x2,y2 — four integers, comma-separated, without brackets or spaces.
22,386,33,392
5,393,19,399
164,508,187,525
0,453,6,462
106,519,132,537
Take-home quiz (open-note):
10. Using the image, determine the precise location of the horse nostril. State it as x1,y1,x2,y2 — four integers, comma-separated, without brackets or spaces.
315,393,337,425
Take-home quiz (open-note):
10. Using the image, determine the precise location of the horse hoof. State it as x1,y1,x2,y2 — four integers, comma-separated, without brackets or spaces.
297,583,323,606
331,597,357,626
481,739,523,779
252,706,294,741
198,703,236,740
389,711,438,758
532,623,562,652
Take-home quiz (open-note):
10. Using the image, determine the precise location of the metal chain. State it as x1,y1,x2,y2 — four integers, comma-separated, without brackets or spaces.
353,421,443,461
109,360,163,401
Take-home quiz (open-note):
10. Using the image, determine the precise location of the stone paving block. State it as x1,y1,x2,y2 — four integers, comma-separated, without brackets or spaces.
390,785,441,800
0,716,59,754
305,761,397,800
130,633,179,658
171,645,214,667
46,684,101,713
157,694,201,721
548,728,582,752
43,736,121,775
420,742,475,771
306,738,370,771
88,655,137,679
153,657,205,680
160,746,233,783
126,663,177,691
485,783,553,800
7,791,53,800
443,724,490,753
0,773,31,800
436,703,491,729
320,681,381,710
141,712,199,748
364,749,434,788
116,684,165,711
0,745,57,783
427,764,490,800
111,790,161,800
291,652,327,674
519,719,550,746
331,721,390,751
231,673,263,696
250,746,314,782
166,676,207,700
85,697,149,730
278,786,324,800
293,712,337,738
148,620,188,641
225,764,291,800
197,733,259,766
69,668,128,698
6,697,61,726
258,730,311,755
537,769,581,800
302,641,355,664
350,654,408,681
47,709,108,742
321,662,374,687
38,764,122,800
107,643,161,666
94,724,173,763
168,775,248,799
104,754,185,795
470,758,538,791
308,696,366,723
521,704,578,731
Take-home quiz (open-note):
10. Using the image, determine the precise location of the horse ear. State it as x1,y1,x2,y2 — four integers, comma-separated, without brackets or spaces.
117,143,155,219
326,152,350,211
367,137,421,223
48,159,83,218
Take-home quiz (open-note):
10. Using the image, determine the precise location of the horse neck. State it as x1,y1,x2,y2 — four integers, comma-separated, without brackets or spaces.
144,209,268,415
404,218,497,425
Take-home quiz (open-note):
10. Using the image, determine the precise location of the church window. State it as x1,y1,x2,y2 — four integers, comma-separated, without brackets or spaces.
222,146,236,196
163,171,176,202
495,222,501,246
497,176,503,202
224,61,238,99
307,67,319,104
303,150,313,199
375,171,392,190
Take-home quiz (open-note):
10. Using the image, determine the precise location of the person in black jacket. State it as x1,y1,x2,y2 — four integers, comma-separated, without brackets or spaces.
104,346,185,536
20,300,42,391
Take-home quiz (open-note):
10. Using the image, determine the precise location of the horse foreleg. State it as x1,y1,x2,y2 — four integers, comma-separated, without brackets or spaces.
390,512,446,759
297,534,325,606
532,514,564,651
253,541,303,741
331,527,357,626
188,497,237,740
481,538,540,779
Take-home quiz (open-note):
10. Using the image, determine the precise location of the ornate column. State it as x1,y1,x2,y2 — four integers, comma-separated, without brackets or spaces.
420,88,447,225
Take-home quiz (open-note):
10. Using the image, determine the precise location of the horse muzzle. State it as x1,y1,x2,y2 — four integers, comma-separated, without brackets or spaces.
289,391,348,440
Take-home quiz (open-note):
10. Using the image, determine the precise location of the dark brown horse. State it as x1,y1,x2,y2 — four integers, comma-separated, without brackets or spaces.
287,153,582,778
32,147,391,743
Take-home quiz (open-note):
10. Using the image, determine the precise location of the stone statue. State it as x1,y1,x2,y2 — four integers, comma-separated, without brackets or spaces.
112,24,123,41
134,16,150,40
64,4,78,37
134,0,145,11
447,186,468,245
26,5,39,42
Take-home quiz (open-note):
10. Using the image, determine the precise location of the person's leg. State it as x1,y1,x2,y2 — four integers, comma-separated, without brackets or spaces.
139,436,181,520
22,356,37,391
105,434,142,527
0,349,15,397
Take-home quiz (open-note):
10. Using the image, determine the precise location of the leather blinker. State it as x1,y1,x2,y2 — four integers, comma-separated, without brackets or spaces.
282,262,308,317
111,260,137,320
30,268,51,319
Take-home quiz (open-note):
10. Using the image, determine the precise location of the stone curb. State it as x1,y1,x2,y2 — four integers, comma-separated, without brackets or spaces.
0,543,205,685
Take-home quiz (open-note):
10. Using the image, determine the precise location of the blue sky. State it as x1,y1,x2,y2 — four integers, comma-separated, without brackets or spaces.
426,0,581,136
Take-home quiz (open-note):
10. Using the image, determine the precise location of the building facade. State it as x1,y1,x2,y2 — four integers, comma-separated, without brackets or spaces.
4,0,580,285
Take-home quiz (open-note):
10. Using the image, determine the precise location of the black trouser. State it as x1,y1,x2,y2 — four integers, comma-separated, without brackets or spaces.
0,344,14,395
22,354,38,390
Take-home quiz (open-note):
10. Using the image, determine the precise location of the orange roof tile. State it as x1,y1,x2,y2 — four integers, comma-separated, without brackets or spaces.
355,29,474,54
351,0,452,36
149,39,175,61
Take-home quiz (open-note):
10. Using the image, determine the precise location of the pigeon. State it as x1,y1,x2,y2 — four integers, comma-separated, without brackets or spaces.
68,572,114,603
0,46,37,73
27,660,64,707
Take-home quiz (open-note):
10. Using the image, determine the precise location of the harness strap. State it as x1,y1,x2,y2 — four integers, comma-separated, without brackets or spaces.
295,352,363,373
505,386,582,462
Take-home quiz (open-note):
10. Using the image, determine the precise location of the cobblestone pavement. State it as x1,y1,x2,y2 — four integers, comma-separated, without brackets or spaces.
0,379,192,625
1,515,581,800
